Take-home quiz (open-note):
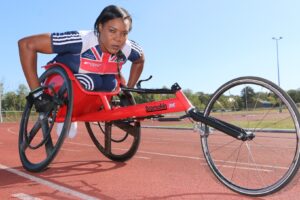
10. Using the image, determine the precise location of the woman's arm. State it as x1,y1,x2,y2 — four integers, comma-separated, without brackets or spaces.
127,53,145,88
18,33,53,90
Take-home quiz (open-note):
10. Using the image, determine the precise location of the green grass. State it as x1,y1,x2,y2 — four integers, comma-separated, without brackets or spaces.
151,119,295,130
230,120,295,129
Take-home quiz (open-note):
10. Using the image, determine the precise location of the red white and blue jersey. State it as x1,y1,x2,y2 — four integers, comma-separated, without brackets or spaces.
50,30,143,74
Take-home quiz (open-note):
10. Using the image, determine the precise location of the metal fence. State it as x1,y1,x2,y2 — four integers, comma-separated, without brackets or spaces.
0,111,23,122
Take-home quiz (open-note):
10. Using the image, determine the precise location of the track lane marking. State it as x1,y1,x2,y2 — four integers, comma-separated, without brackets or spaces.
0,164,100,200
135,156,151,159
8,127,17,135
11,193,42,200
61,148,81,152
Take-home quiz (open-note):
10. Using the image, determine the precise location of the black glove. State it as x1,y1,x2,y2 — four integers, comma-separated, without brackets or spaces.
26,87,55,112
119,91,135,106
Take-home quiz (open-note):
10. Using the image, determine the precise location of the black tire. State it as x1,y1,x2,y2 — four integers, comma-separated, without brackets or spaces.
201,76,300,196
18,66,73,172
85,93,140,162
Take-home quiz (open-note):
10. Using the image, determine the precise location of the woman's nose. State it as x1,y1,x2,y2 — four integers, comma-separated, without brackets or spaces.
114,33,123,42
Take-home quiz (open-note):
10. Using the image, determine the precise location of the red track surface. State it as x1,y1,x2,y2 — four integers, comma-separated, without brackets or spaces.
1,121,299,200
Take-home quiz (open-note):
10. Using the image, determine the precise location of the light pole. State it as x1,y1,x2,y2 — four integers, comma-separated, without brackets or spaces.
272,36,283,112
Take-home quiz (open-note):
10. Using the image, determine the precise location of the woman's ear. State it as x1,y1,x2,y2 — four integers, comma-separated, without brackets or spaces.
98,24,103,33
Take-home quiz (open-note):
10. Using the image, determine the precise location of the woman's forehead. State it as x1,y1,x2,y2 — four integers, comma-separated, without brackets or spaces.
103,18,131,31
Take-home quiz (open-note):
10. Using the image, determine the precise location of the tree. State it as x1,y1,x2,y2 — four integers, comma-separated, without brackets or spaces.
2,92,17,111
241,86,255,109
197,92,210,110
287,89,300,103
16,84,29,111
183,89,193,99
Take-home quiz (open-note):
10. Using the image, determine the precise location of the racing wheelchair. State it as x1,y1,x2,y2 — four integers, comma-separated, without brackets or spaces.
19,63,300,196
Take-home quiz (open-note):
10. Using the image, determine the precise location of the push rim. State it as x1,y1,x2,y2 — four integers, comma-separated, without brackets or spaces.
18,66,73,172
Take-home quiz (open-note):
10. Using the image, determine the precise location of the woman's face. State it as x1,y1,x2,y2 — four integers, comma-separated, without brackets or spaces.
98,18,130,54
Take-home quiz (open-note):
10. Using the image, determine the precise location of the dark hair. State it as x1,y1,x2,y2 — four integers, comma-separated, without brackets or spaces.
94,5,132,36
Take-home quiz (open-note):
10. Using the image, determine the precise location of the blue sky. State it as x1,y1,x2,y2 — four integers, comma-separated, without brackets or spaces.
1,0,299,93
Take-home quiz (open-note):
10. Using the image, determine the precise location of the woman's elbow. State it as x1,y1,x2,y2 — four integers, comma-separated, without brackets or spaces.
18,37,34,52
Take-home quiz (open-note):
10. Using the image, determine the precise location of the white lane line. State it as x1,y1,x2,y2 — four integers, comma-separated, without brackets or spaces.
136,150,283,171
218,165,272,172
8,127,17,135
142,141,169,144
66,141,94,147
11,193,42,200
137,150,202,160
0,164,100,200
143,137,199,143
214,159,289,170
61,148,81,152
135,156,151,160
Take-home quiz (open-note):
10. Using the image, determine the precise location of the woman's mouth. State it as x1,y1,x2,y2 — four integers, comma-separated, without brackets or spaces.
111,45,120,50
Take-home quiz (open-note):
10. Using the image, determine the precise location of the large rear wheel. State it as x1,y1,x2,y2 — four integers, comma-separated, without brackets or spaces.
18,66,73,172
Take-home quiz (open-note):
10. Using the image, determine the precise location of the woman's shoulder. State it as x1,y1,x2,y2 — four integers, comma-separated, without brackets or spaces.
78,30,94,36
122,39,143,57
78,30,98,53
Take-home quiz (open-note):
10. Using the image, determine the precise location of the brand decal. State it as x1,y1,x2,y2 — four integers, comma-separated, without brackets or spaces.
145,103,168,112
169,103,176,108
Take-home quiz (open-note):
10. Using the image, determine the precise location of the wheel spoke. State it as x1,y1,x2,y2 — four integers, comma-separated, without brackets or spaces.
40,114,54,156
213,141,244,171
207,137,239,154
230,142,243,182
113,121,137,137
245,142,267,188
26,120,41,144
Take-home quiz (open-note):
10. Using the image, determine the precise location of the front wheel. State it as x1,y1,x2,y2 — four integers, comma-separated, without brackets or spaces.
201,76,300,196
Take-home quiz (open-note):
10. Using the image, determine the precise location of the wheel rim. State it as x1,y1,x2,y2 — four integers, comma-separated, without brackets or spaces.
18,67,73,172
201,77,300,196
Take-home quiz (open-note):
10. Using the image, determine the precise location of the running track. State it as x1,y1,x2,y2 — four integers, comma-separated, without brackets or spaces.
0,122,299,200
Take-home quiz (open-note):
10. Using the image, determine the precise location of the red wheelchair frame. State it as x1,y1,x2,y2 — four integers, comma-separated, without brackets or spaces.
45,63,194,123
